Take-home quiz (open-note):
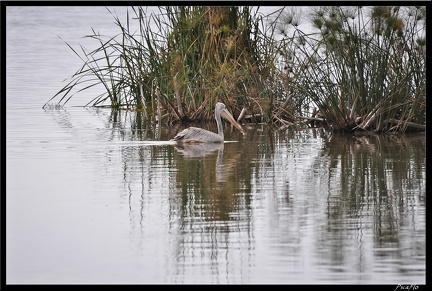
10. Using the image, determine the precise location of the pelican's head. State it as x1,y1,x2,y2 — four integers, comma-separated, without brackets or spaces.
215,102,245,135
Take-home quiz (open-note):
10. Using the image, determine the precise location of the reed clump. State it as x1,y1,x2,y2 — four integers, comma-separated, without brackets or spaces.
275,6,425,133
45,6,425,133
45,6,289,125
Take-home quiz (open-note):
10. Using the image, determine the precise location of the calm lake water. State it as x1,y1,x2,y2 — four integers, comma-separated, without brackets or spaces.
6,6,426,284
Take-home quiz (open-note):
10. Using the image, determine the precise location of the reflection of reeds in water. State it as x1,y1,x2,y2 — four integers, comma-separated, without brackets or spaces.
320,132,425,246
171,141,253,282
118,122,424,281
174,141,245,221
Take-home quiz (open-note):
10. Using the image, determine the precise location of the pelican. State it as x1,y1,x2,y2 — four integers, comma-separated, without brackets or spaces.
172,102,244,143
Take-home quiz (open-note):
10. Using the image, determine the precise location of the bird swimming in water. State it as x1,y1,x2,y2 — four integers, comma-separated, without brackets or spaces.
172,102,244,143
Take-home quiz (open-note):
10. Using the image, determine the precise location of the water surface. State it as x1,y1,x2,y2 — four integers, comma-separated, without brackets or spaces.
6,6,426,284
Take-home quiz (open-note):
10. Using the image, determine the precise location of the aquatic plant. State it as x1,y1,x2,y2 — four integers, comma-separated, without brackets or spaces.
44,6,287,125
45,6,425,133
275,6,425,133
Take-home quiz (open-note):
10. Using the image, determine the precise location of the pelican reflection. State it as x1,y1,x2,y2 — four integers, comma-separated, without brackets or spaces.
174,142,230,182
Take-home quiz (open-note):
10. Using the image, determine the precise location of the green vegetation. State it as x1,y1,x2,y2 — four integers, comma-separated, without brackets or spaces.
276,6,425,132
44,6,426,133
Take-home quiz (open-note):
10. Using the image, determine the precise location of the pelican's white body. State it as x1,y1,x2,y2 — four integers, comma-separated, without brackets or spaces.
172,102,244,143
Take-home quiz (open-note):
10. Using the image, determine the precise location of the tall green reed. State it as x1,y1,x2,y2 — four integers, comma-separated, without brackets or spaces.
45,6,425,133
275,6,425,133
44,6,283,124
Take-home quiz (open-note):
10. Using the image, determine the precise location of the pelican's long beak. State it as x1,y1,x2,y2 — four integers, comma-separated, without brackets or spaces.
220,108,245,135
